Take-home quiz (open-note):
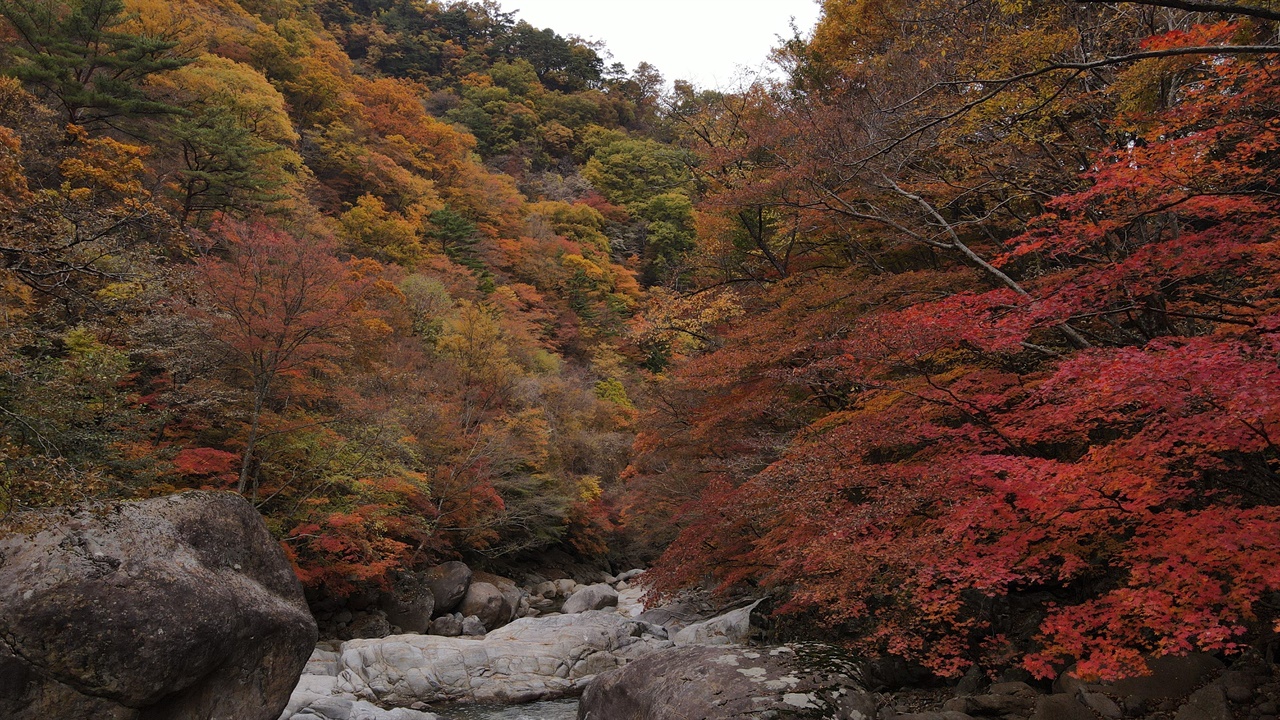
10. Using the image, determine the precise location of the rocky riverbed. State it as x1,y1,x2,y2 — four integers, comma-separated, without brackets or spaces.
276,575,777,719
6,492,1280,720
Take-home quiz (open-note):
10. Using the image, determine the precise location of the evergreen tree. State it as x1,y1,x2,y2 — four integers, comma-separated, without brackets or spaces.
172,105,290,226
0,0,189,127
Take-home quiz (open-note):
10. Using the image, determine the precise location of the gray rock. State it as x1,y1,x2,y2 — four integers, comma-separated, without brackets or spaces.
429,613,463,637
578,644,876,720
895,714,975,720
277,674,340,719
561,583,619,614
635,601,706,633
954,665,985,695
1219,670,1255,703
461,615,487,636
458,581,514,630
379,571,435,634
335,611,670,705
1123,695,1148,715
423,561,472,615
472,571,523,625
304,647,342,677
347,611,391,639
1029,694,1095,720
988,681,1035,696
615,568,645,583
1176,684,1232,720
672,598,763,646
553,578,577,597
0,491,316,720
1079,691,1123,719
944,693,1033,716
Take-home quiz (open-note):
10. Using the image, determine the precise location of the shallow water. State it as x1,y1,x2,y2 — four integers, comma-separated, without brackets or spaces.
436,698,579,720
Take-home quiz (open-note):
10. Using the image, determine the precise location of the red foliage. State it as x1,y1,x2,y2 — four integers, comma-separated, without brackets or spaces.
636,28,1280,680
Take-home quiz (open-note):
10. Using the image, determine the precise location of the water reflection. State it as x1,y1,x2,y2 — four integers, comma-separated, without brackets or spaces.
437,698,579,720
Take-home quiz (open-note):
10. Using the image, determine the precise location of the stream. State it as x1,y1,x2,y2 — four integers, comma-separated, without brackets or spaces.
435,699,579,720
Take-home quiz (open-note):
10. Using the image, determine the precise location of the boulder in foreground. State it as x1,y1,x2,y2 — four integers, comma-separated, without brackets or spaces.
0,491,318,720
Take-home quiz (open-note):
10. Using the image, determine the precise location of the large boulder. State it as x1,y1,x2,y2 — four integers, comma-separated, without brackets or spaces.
0,491,317,720
578,644,876,720
672,598,763,646
458,581,514,630
335,611,670,705
635,600,705,632
561,583,619,614
423,562,471,616
472,571,522,625
379,571,435,634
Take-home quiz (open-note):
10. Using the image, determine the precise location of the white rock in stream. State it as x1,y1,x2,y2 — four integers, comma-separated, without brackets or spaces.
615,586,647,618
332,610,671,706
279,591,769,719
672,598,764,646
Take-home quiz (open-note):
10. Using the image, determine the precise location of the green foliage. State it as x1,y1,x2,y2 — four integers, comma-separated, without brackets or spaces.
170,105,292,225
0,0,190,126
593,377,632,409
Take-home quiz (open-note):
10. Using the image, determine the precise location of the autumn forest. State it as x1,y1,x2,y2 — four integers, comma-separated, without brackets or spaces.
2,0,1279,685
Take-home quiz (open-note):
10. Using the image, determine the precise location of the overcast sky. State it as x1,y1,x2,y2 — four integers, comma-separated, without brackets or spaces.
504,0,824,89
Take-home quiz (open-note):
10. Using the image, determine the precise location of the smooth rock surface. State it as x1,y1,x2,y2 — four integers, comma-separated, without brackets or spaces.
458,581,514,630
472,571,523,626
578,644,876,720
290,694,440,720
560,583,619,614
0,491,317,720
424,561,472,616
461,615,487,636
335,610,670,706
672,598,763,646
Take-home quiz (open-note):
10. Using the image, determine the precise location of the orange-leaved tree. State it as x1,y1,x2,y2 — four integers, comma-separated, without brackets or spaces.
186,218,395,496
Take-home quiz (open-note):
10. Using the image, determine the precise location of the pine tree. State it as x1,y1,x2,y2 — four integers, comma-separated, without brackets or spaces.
0,0,190,127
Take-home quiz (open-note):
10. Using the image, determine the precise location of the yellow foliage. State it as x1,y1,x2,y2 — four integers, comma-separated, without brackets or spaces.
96,282,145,301
151,55,299,144
60,128,149,197
338,194,424,266
577,475,603,503
561,254,609,285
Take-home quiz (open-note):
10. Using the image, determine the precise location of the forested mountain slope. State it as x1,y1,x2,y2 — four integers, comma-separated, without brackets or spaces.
5,0,1280,687
623,0,1280,681
0,0,687,592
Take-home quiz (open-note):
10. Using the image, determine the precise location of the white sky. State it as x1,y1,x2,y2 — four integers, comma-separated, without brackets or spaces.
503,0,824,89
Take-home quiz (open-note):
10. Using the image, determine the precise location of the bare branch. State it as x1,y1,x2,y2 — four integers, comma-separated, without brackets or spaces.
1074,0,1280,22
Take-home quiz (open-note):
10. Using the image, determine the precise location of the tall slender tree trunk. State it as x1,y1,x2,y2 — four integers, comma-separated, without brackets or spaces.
237,382,267,495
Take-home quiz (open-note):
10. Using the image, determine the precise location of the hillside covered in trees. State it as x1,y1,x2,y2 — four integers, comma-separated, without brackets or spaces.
0,0,693,591
3,0,1280,687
